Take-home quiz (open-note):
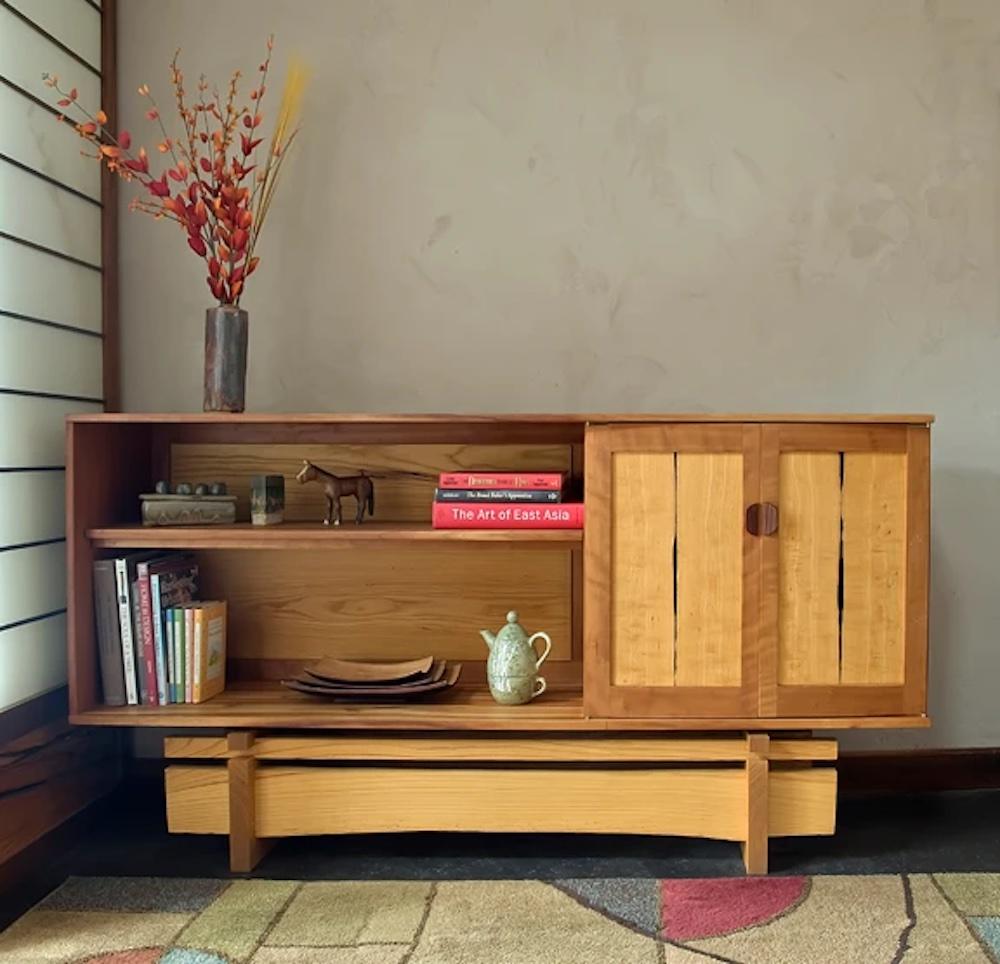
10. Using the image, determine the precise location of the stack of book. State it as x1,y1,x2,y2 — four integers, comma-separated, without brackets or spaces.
92,552,227,706
431,472,584,529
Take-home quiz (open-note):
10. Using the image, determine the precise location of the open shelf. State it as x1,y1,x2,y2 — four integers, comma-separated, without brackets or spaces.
69,682,930,731
88,522,583,549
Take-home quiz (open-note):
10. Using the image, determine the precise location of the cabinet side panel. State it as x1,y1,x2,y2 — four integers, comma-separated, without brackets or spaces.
611,452,675,687
778,453,841,685
841,453,907,685
676,453,743,686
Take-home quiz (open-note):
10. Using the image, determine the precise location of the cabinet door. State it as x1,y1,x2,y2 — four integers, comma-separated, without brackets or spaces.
584,424,760,717
762,425,929,718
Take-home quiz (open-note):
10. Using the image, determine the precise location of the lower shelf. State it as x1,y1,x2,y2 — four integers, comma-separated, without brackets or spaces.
71,682,932,731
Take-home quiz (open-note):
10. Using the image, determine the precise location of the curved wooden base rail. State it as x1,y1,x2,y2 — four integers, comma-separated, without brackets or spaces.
165,731,837,875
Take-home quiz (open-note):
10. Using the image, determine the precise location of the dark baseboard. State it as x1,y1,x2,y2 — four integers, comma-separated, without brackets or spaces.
839,748,1000,794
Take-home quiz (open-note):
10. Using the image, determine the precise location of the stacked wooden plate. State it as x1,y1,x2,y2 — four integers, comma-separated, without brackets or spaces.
281,655,462,702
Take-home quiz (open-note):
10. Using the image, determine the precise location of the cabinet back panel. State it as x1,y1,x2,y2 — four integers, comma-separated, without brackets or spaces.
778,451,907,687
611,452,675,686
676,453,743,686
172,443,572,523
198,547,572,666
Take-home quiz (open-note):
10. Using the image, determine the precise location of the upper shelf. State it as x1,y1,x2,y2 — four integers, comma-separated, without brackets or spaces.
88,522,583,549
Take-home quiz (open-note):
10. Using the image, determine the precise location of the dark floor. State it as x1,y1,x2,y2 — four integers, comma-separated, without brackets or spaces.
3,779,1000,929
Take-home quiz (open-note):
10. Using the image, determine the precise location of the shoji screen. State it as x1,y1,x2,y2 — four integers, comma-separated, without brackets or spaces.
0,0,111,713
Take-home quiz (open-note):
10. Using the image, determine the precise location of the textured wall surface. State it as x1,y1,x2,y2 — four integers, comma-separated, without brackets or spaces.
118,0,1000,747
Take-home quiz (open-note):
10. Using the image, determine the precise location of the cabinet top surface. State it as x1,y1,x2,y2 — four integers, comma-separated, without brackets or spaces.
66,412,935,425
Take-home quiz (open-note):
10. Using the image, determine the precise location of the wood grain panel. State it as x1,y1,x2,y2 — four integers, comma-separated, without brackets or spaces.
0,469,65,547
166,765,748,840
610,452,674,686
676,453,742,686
171,443,571,522
197,547,571,664
841,453,907,685
164,733,837,763
778,453,841,685
0,236,102,333
768,768,837,836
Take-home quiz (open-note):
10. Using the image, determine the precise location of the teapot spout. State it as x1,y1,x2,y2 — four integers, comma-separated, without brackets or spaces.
480,629,496,650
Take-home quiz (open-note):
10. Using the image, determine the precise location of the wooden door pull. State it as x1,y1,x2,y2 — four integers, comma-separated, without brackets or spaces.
746,502,779,536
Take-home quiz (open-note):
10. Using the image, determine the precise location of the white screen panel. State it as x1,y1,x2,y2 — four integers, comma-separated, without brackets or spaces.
6,0,101,71
0,470,65,547
0,237,102,331
0,7,100,108
0,315,102,398
0,613,67,712
0,394,102,467
0,84,101,200
0,162,101,265
0,541,66,626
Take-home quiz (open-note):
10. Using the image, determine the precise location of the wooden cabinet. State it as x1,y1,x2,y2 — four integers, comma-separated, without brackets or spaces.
584,421,930,721
65,413,931,874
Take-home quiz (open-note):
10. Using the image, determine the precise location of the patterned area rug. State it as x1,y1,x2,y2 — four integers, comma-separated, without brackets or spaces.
0,874,998,963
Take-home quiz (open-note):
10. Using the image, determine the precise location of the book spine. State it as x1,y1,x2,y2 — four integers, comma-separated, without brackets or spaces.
136,563,159,706
185,607,195,703
434,488,561,503
438,473,563,491
174,609,185,704
150,573,169,705
192,607,204,704
114,560,138,705
165,610,175,704
92,562,125,706
431,502,584,529
130,581,147,705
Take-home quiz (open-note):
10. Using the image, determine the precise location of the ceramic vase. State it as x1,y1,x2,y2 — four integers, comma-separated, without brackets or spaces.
203,305,248,412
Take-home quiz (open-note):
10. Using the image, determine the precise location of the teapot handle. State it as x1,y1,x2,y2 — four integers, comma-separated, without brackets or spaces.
532,676,547,700
528,631,551,669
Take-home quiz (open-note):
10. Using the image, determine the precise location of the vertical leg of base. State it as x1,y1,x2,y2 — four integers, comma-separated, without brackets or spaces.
742,733,769,875
227,731,272,873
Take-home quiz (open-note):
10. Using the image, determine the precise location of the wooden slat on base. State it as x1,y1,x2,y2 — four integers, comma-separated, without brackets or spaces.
165,762,836,842
164,734,838,763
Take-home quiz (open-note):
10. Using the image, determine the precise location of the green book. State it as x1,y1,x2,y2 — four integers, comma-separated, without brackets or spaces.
173,608,186,703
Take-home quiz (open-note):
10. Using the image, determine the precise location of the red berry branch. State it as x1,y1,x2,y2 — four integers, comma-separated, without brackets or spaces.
44,37,304,307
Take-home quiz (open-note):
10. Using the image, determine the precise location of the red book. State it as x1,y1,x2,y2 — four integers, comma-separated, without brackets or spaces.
438,472,564,491
135,559,159,705
432,502,583,529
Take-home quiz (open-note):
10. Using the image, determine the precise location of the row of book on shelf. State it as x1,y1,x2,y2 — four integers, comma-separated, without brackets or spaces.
93,552,227,707
430,472,584,529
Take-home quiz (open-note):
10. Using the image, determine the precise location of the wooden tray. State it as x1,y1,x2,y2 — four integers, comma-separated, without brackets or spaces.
304,659,447,689
282,664,462,701
305,655,434,684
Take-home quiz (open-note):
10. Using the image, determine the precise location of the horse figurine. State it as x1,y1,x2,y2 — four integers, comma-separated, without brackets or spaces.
295,459,375,526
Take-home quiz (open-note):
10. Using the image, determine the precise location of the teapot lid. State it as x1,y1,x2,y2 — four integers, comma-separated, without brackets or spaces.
495,610,528,644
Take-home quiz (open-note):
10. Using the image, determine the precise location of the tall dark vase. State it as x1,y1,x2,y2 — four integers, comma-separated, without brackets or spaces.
203,305,248,412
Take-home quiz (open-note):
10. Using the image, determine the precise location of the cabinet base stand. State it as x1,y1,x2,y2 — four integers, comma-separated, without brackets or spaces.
166,731,837,874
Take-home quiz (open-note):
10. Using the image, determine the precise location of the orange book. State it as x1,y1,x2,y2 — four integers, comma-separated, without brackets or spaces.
192,601,227,703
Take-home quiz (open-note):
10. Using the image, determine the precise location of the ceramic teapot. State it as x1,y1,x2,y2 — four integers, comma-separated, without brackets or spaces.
480,610,551,705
